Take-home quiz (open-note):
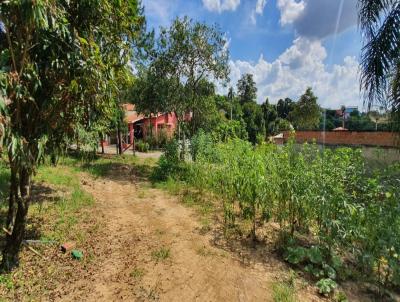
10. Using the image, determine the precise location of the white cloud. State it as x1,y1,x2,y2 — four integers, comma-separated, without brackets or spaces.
256,0,267,14
277,0,305,26
226,37,361,109
142,0,180,27
277,0,357,39
234,0,361,108
202,0,241,13
250,0,268,25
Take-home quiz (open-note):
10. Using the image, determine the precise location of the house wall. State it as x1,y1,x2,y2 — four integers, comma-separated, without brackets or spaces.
282,131,398,148
141,113,179,138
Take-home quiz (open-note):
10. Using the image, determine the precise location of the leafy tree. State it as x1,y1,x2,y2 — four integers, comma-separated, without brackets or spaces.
275,118,293,132
290,88,321,130
242,101,265,144
132,70,167,117
215,94,243,121
261,98,278,135
237,74,257,104
0,0,145,271
149,16,229,158
276,98,295,119
212,119,248,142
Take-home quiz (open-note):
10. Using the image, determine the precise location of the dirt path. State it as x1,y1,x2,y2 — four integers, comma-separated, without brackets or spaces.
57,164,320,302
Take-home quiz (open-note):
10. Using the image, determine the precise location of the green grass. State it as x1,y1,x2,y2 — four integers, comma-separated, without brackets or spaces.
153,177,183,195
29,164,94,242
151,247,171,262
272,282,297,302
0,275,14,290
130,267,146,280
58,154,140,177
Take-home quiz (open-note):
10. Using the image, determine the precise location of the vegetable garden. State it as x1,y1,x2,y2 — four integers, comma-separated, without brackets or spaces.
156,133,400,294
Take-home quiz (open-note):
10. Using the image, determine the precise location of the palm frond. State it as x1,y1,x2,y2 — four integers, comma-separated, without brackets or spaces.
359,0,400,108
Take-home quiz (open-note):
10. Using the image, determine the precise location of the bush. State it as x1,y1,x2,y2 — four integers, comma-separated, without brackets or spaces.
151,139,190,181
316,278,337,296
136,140,149,152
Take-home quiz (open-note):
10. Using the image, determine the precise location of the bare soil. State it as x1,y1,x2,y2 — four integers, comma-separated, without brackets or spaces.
50,163,324,302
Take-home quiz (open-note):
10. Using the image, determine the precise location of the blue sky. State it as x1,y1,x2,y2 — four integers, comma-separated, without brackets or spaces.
142,0,363,110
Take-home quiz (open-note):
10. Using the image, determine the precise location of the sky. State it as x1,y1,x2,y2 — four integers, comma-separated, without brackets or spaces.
142,0,363,110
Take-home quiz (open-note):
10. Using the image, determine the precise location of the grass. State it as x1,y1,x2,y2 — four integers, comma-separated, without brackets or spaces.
272,281,297,302
30,163,94,242
0,155,96,244
130,267,146,280
151,247,171,262
196,246,215,257
153,177,183,195
0,275,13,290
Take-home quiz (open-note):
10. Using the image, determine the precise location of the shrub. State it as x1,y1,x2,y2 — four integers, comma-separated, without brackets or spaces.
316,278,337,296
136,140,149,153
151,139,190,181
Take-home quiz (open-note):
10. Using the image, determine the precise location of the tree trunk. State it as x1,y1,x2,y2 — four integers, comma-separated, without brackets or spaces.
100,135,105,154
181,129,186,161
6,167,18,230
1,168,31,272
50,153,58,166
117,125,122,155
117,126,123,155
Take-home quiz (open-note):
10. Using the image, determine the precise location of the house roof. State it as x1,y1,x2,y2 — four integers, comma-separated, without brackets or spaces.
121,104,145,124
125,111,145,124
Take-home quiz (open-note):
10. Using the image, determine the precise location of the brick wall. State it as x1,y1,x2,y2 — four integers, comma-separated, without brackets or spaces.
282,131,399,148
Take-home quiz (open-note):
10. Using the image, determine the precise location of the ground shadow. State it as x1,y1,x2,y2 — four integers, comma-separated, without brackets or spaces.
81,161,154,183
0,183,59,249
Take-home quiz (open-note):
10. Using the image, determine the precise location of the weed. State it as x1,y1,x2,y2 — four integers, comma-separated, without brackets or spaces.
272,281,297,302
334,291,348,302
151,247,171,261
137,190,146,199
316,278,337,296
154,229,165,236
196,246,214,257
131,268,146,280
0,275,14,290
154,177,182,195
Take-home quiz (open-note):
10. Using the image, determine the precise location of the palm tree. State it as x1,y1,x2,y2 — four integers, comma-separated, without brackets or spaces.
358,0,400,122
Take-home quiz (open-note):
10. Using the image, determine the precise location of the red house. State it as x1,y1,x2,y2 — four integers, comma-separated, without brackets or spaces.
103,104,190,150
123,103,179,143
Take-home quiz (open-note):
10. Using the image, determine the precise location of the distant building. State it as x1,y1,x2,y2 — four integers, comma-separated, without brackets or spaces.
332,127,348,131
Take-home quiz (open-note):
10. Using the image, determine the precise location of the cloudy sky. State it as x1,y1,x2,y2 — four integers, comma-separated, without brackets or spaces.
142,0,363,110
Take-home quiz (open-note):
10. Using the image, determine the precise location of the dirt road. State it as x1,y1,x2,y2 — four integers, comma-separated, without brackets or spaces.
57,163,319,302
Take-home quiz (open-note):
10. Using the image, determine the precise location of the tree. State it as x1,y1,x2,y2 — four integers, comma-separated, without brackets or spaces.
275,118,293,132
149,16,229,158
0,0,145,271
358,0,400,128
276,98,294,119
290,88,321,130
215,94,243,121
242,101,265,144
237,74,257,104
261,98,278,135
